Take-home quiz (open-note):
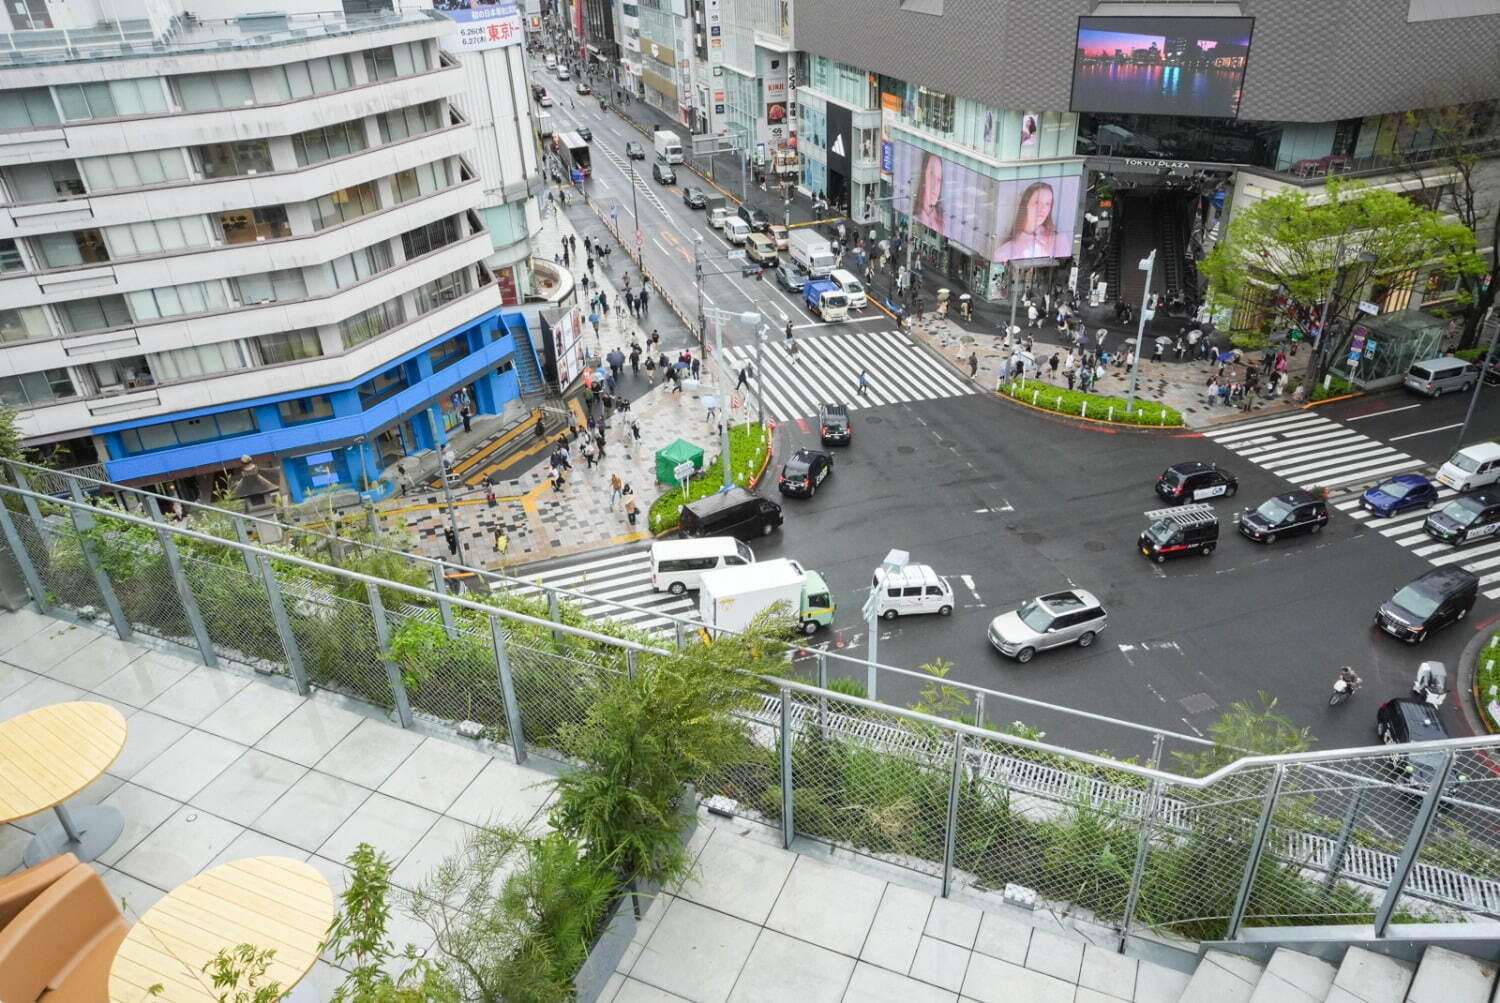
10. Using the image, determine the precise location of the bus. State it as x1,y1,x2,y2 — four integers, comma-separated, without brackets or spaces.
558,130,591,182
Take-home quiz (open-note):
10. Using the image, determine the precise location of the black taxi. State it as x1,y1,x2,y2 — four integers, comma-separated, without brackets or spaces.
1423,492,1500,546
1237,489,1329,543
1154,461,1238,504
1140,504,1218,562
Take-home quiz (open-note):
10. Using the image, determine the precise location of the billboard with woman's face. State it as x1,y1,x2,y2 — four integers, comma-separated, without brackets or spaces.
890,140,1080,263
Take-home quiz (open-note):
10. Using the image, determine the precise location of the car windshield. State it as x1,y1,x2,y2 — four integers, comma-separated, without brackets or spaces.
1254,497,1294,523
1016,599,1054,632
1379,479,1415,499
1441,498,1483,526
1146,519,1178,545
1451,453,1481,472
1391,584,1441,619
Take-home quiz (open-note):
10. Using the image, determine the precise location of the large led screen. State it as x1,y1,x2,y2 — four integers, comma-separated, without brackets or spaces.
1070,16,1253,119
890,140,1080,264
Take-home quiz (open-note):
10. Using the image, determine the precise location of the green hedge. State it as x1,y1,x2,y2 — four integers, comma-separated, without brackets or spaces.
1477,634,1500,733
999,379,1184,427
649,422,771,532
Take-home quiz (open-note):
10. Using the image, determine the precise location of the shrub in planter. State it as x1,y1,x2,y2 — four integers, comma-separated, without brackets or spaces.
649,422,771,532
999,380,1183,427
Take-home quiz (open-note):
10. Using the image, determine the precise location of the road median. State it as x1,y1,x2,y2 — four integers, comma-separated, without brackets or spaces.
997,379,1185,428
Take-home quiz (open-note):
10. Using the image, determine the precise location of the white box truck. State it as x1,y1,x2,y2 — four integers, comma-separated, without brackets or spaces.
653,129,683,164
789,230,836,277
698,558,835,637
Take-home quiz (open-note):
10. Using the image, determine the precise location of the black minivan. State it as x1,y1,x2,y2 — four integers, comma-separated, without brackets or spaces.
1376,566,1479,643
679,486,783,540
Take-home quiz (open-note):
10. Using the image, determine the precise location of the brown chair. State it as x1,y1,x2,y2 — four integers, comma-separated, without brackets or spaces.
0,852,79,930
0,863,130,1002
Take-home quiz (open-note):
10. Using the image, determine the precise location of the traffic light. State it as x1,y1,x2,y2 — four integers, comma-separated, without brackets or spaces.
444,528,458,555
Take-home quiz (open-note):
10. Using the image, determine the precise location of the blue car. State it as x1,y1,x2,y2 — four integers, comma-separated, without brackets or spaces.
1361,474,1439,517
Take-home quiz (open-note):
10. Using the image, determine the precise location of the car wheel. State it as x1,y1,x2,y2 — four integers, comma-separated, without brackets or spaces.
881,608,898,621
938,605,953,616
1016,647,1035,663
1311,522,1323,534
668,582,687,596
1463,382,1474,393
761,523,775,537
1433,387,1443,398
1155,554,1166,564
1265,532,1277,543
1203,543,1216,555
1226,483,1238,497
801,620,818,636
1078,630,1096,648
807,483,816,497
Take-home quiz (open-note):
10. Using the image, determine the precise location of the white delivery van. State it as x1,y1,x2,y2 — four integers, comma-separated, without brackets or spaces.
653,129,684,163
870,564,954,619
1436,441,1500,492
724,216,751,245
649,537,754,595
829,268,867,310
709,205,731,229
699,558,835,636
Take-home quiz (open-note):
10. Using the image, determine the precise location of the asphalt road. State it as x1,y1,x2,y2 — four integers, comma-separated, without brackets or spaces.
756,380,1500,761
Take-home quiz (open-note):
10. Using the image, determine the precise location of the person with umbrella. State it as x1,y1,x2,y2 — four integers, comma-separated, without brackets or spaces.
607,347,625,380
1151,336,1169,363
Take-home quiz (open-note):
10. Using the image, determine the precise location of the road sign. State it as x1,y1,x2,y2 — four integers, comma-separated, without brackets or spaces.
727,249,747,261
1358,300,1379,315
673,460,696,482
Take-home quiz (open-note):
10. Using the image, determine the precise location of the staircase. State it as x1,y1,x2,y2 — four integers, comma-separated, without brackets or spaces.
512,324,549,398
1179,944,1498,1003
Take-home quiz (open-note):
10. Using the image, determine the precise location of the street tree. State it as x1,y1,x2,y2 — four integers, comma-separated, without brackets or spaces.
1200,179,1483,392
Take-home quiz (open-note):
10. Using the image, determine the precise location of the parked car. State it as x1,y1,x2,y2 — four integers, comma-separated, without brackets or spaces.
576,81,592,95
625,141,645,159
1154,461,1237,504
1376,566,1479,643
777,448,833,498
682,186,708,209
1236,489,1329,543
987,589,1107,663
1360,474,1439,517
651,162,676,185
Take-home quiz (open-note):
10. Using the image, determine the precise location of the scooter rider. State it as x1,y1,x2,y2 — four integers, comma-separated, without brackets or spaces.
1335,666,1360,694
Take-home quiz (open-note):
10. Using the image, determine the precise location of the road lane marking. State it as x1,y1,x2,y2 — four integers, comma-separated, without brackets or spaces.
1390,423,1463,441
1348,404,1422,420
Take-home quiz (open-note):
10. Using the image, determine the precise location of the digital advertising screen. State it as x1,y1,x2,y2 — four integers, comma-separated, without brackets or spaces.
889,140,1081,263
553,307,588,390
434,0,524,52
1070,16,1253,119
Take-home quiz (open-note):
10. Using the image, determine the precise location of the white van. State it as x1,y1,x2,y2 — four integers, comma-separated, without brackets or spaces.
724,216,751,245
1405,357,1479,397
870,564,954,619
829,268,867,310
650,537,754,594
709,206,731,230
1436,441,1500,493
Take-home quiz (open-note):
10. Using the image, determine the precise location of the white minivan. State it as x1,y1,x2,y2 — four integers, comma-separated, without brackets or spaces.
1436,441,1500,493
723,217,751,245
650,537,754,594
829,268,867,310
870,564,954,619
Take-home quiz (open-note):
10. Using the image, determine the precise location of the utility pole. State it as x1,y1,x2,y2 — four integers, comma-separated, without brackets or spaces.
1457,304,1500,449
694,236,705,344
714,311,731,490
1126,249,1157,413
425,409,465,564
755,325,767,426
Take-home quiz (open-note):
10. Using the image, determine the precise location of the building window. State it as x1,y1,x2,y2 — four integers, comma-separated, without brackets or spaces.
292,119,368,167
0,87,60,129
338,298,406,348
104,216,213,258
36,228,110,268
391,161,448,203
195,140,274,179
356,368,408,410
218,206,291,244
916,86,954,132
310,182,380,231
0,306,49,342
8,160,85,199
0,369,75,406
55,79,168,120
234,269,307,305
0,239,22,272
272,55,353,100
329,242,394,288
78,149,188,191
128,280,229,320
118,408,259,454
254,329,323,364
413,268,470,314
173,70,255,112
377,102,442,143
427,333,469,373
58,294,132,334
148,341,248,381
277,394,334,425
362,42,429,83
400,216,462,259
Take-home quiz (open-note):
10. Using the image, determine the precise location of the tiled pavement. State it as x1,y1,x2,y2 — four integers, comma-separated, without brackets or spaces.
0,608,1199,1001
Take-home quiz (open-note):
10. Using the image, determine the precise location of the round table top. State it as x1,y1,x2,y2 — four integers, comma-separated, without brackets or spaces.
0,700,127,825
109,855,335,1002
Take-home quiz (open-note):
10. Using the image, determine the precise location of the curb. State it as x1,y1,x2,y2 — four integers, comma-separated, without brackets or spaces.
748,444,774,490
1303,391,1366,408
993,386,1191,432
1459,621,1500,736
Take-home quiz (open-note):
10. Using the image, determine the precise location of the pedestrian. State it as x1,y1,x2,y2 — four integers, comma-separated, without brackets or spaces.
396,462,410,496
644,355,656,384
1066,366,1076,391
534,417,546,440
625,496,638,526
1205,377,1219,407
549,465,564,491
968,352,979,379
584,235,593,256
690,356,701,380
562,245,570,267
581,438,597,468
630,419,641,442
736,365,752,390
460,404,472,433
640,287,650,313
486,484,497,507
1027,301,1040,328
610,473,623,507
1174,335,1186,361
1049,353,1060,380
587,257,595,276
599,290,609,313
493,524,508,555
650,329,660,350
1150,341,1163,364
856,369,869,397
580,274,590,294
669,365,683,392
595,427,607,457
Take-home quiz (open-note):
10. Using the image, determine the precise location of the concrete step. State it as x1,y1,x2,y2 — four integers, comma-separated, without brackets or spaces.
1326,947,1415,1003
1247,948,1338,1003
1180,950,1265,1003
1405,946,1497,1003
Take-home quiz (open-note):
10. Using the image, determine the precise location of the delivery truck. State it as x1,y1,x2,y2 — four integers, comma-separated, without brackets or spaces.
803,279,849,322
788,230,836,277
698,558,835,636
653,129,684,164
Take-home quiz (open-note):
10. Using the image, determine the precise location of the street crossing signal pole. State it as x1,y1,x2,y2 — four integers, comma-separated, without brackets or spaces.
1457,304,1500,450
425,409,465,565
1126,249,1157,413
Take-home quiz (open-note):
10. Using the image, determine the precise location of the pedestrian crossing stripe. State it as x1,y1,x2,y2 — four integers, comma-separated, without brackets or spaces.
1332,488,1500,599
493,548,687,634
718,329,976,422
1201,411,1425,491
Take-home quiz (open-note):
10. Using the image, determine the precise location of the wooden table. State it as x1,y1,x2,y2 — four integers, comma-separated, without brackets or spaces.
0,700,128,867
109,856,334,1002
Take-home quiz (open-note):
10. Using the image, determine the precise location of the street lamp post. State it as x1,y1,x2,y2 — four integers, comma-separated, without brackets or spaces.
755,325,767,425
702,306,761,490
1456,305,1500,449
1126,249,1157,413
862,549,909,699
425,409,465,564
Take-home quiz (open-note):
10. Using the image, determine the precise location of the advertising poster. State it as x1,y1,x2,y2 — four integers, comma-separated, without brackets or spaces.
826,101,852,176
889,139,1080,263
435,0,524,52
879,92,901,178
554,306,587,389
1070,16,1253,119
1019,112,1040,150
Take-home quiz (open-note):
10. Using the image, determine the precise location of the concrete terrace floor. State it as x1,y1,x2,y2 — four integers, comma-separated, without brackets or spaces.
0,609,1195,1002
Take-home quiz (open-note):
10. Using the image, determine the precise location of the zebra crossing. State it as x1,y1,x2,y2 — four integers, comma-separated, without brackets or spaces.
1333,489,1500,600
718,329,976,422
1200,410,1427,492
491,547,686,634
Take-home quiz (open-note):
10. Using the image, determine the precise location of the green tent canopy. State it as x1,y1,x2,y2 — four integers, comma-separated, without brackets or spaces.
655,439,705,486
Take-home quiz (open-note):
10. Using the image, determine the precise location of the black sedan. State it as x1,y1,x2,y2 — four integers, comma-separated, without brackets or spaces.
1236,489,1328,543
1155,460,1237,504
777,448,833,498
577,126,592,141
682,186,708,209
625,141,645,159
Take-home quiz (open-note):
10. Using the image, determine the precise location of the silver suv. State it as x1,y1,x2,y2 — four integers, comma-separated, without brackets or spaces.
987,589,1107,663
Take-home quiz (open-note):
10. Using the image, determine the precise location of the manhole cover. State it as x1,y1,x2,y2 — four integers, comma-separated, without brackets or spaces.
896,444,915,453
865,416,883,424
1084,541,1107,552
1179,692,1218,715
